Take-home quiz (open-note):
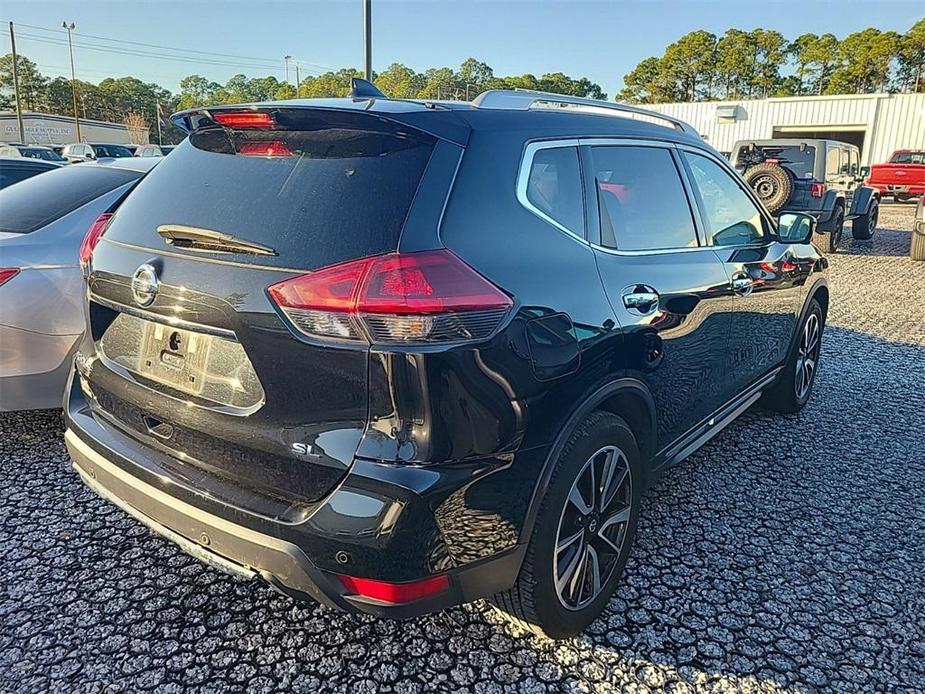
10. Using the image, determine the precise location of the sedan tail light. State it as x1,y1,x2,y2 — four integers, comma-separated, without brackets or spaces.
0,268,20,287
79,213,114,267
267,250,513,344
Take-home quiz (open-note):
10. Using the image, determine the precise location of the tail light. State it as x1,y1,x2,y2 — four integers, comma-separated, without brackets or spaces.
810,183,825,198
267,249,513,344
79,213,113,267
0,268,20,287
338,573,449,604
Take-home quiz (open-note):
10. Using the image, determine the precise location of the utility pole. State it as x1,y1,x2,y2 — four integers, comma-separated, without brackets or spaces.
8,22,25,143
363,0,372,81
284,55,291,86
295,64,300,98
155,103,163,146
62,21,81,141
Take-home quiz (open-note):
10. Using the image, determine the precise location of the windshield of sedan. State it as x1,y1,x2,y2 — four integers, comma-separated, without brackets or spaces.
93,144,134,158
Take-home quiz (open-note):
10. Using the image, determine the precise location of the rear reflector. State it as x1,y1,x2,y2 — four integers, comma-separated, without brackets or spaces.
0,268,20,287
267,250,512,344
79,213,114,267
212,111,275,128
338,573,449,604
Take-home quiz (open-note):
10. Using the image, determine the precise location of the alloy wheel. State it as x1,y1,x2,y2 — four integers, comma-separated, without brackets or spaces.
554,445,633,610
795,313,820,400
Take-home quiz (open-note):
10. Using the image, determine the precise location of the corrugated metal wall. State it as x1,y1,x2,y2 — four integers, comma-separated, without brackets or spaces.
648,94,925,165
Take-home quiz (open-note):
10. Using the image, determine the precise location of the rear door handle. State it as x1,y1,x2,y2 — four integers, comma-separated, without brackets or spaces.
731,273,754,296
622,285,660,315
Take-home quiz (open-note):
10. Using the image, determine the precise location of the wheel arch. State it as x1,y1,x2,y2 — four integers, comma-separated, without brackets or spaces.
518,377,657,545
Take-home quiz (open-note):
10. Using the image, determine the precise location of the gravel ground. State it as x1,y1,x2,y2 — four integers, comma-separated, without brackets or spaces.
2,204,924,693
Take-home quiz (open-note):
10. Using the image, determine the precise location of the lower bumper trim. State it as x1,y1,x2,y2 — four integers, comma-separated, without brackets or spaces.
65,428,338,608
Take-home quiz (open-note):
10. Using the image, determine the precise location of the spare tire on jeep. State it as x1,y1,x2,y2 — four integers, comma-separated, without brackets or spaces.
744,163,793,214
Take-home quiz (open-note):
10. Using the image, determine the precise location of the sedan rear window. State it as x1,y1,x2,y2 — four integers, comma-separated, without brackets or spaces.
0,165,141,234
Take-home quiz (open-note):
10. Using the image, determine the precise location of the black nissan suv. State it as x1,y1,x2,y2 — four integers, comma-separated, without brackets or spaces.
65,82,829,639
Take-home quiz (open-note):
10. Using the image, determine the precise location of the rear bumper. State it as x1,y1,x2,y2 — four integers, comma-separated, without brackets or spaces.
0,328,80,411
64,369,529,618
868,183,925,196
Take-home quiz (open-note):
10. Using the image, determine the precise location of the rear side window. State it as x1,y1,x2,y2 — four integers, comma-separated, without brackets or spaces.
590,146,697,251
105,114,436,269
0,165,139,233
825,146,841,177
524,146,584,235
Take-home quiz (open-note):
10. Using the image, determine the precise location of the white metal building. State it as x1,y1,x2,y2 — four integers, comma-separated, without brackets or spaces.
0,112,146,146
647,93,925,165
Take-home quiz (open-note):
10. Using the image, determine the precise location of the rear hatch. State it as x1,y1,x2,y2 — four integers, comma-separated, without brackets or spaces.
81,106,439,520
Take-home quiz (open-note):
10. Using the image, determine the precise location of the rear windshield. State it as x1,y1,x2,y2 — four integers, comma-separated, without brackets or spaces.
104,111,436,269
0,165,140,233
890,151,925,164
23,148,65,161
736,145,816,179
93,144,134,158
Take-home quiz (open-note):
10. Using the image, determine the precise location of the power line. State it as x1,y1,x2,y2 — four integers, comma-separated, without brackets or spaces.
13,32,312,74
1,19,334,72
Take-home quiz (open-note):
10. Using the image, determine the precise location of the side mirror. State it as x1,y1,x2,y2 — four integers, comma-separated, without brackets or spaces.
778,212,817,245
860,166,870,178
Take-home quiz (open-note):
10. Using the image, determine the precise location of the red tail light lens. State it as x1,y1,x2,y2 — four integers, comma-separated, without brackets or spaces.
212,111,275,128
810,183,825,198
338,573,449,604
0,268,20,287
79,213,113,267
239,141,293,157
267,250,513,344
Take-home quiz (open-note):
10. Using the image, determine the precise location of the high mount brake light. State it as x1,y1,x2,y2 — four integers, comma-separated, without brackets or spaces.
79,213,114,267
0,268,20,287
239,141,293,157
267,250,513,344
212,111,275,128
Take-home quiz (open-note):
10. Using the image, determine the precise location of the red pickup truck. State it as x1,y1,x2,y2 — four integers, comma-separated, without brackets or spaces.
865,150,925,201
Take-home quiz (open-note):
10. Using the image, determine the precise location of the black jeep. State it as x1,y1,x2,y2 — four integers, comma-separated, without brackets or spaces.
731,138,880,253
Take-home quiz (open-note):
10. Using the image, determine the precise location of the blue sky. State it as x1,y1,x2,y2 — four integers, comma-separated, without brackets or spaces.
2,1,922,98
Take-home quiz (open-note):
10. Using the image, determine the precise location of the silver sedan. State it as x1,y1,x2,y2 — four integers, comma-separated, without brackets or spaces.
0,157,160,410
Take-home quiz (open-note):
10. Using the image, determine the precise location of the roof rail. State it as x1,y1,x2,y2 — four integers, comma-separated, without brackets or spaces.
471,89,699,136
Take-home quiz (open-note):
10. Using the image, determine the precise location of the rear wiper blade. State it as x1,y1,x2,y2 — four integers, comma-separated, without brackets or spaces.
156,225,277,256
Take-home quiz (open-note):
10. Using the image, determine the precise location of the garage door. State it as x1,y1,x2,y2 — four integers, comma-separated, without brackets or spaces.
772,127,866,153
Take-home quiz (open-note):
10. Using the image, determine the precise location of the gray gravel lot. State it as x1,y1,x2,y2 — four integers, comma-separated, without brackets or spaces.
2,204,924,693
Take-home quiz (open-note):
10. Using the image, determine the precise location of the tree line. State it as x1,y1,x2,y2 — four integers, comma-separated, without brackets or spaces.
0,55,605,143
619,20,925,103
0,20,922,143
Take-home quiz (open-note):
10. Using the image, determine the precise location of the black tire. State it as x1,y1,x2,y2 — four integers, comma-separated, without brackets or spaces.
490,410,643,639
911,226,925,261
851,198,878,240
814,206,843,254
895,194,912,203
761,298,824,413
744,163,793,214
